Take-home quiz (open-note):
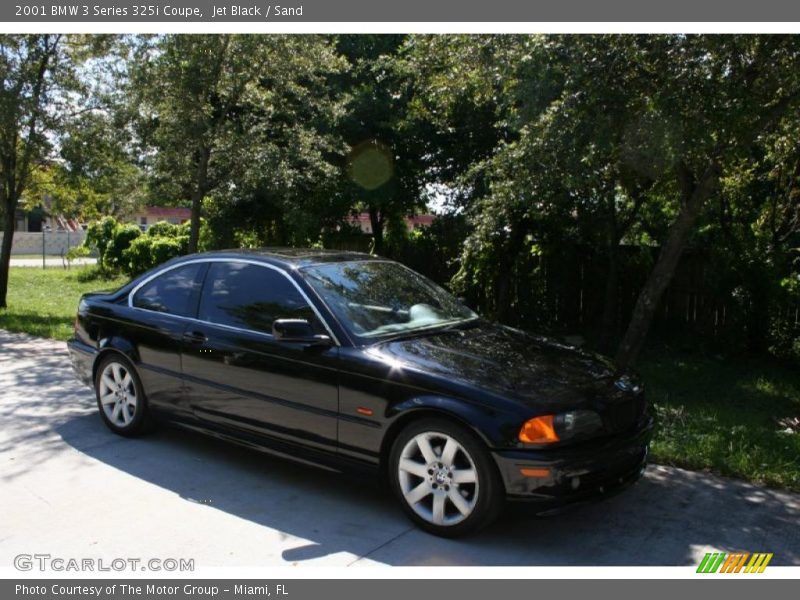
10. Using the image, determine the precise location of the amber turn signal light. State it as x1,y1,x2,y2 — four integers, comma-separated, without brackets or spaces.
519,415,560,444
519,467,552,478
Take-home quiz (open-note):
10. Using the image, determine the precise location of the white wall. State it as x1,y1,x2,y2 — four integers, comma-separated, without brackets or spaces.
0,231,87,256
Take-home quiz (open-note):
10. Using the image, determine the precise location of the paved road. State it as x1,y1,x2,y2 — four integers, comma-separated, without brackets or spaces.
9,257,97,268
1,330,798,567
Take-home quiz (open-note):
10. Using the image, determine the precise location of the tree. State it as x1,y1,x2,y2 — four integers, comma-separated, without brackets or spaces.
335,35,435,254
410,35,800,368
408,35,658,332
23,110,147,222
614,36,800,369
0,35,65,308
129,34,345,253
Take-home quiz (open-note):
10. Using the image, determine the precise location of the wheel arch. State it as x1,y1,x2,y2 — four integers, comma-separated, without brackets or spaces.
378,397,499,478
91,338,141,384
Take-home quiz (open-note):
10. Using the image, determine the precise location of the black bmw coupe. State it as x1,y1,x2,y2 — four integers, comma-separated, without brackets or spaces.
67,249,653,536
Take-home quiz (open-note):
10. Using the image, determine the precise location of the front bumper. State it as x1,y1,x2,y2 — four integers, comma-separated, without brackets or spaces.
492,416,653,512
66,338,96,387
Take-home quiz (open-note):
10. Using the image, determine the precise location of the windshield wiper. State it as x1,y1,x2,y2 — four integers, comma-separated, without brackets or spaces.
439,317,482,332
379,318,482,343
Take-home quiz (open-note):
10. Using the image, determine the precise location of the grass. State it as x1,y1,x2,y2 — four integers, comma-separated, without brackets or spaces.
641,349,800,492
0,267,128,341
1,267,798,492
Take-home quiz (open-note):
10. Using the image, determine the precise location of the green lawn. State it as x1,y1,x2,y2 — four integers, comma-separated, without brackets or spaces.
1,267,798,492
641,350,800,492
0,267,129,341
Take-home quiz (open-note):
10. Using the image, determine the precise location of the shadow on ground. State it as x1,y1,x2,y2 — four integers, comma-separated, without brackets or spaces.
2,331,799,566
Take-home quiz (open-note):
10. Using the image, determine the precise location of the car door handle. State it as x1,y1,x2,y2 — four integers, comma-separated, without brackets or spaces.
182,331,208,344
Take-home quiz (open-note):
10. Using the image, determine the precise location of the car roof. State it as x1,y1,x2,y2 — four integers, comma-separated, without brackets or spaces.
178,247,384,269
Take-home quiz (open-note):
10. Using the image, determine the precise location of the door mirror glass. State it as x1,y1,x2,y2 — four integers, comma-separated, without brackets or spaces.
272,318,332,345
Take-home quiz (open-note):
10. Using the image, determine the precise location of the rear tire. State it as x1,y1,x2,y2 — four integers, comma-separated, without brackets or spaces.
389,417,504,537
94,354,151,437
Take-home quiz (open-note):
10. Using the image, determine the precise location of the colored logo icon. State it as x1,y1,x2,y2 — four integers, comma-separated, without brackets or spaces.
697,552,773,573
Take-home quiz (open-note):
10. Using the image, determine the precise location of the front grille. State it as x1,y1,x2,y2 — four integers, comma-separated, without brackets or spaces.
602,393,645,433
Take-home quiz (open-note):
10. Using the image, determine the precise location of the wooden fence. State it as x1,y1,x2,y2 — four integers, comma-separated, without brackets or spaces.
331,234,799,347
485,247,799,347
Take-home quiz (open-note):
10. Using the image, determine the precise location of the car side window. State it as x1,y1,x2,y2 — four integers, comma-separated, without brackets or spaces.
131,263,204,317
198,262,317,335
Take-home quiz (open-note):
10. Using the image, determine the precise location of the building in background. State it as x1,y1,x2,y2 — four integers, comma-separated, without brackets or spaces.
13,206,82,233
348,212,434,234
131,206,192,231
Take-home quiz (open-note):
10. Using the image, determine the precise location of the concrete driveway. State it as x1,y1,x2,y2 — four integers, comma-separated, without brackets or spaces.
1,329,798,567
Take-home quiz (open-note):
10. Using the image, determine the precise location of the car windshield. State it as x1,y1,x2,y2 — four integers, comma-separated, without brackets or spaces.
300,261,478,342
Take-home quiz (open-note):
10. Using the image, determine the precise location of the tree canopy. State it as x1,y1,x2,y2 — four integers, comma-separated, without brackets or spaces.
2,34,799,367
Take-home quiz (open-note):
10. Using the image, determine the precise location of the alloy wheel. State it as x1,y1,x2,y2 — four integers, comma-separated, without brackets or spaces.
397,431,480,527
98,361,138,428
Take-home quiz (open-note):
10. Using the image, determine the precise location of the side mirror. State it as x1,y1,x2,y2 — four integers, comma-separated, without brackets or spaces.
272,318,332,346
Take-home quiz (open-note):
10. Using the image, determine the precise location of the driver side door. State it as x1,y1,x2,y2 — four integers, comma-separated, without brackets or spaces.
180,260,340,453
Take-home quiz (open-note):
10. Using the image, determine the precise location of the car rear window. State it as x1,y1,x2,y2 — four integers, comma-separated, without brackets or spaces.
131,263,204,317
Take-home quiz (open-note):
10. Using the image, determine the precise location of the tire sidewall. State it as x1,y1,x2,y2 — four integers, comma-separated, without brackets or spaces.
94,353,148,436
389,417,503,537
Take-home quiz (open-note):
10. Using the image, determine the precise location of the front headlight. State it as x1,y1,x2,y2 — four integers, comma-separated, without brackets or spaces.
519,410,603,444
553,409,603,440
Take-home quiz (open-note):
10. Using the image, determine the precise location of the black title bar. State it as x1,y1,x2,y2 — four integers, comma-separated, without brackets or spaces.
4,0,800,22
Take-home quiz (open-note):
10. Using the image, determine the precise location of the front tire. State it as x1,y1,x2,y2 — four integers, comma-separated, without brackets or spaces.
389,418,504,537
94,354,151,436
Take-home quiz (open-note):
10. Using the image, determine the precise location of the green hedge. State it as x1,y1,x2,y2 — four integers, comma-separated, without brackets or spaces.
83,215,193,276
124,234,188,275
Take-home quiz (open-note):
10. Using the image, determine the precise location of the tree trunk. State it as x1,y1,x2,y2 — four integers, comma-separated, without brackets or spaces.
745,265,771,354
188,188,203,254
368,206,384,255
0,36,56,308
494,227,527,324
599,244,619,352
615,161,721,371
0,199,17,309
188,146,210,254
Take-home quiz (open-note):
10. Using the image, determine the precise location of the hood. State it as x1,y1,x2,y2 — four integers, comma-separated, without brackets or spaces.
372,322,619,410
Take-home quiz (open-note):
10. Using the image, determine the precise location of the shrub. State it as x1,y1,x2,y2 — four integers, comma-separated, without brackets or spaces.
122,236,153,275
83,217,144,272
149,236,184,266
146,221,181,238
75,264,126,283
123,235,186,275
105,224,142,270
65,244,90,262
83,216,119,269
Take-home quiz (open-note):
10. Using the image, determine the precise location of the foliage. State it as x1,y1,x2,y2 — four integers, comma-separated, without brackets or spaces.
384,214,470,287
0,35,110,308
129,34,347,252
83,216,121,270
408,35,800,363
23,114,148,221
4,34,800,368
75,264,123,283
642,348,800,492
123,233,187,275
65,244,90,262
83,215,191,275
145,221,183,238
106,223,142,270
334,35,437,253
